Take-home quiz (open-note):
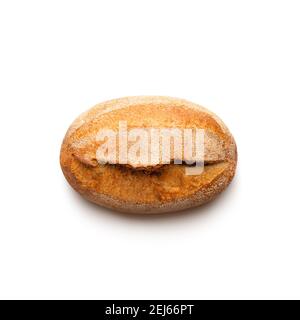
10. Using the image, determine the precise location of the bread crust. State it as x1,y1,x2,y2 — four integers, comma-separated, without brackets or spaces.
60,96,237,214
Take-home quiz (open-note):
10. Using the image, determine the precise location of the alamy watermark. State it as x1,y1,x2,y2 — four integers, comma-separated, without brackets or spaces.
95,121,205,175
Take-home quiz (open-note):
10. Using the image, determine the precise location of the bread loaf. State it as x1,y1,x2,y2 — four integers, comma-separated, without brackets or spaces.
60,96,237,214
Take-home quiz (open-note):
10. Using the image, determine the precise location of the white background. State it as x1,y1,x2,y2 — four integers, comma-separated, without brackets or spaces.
0,0,299,300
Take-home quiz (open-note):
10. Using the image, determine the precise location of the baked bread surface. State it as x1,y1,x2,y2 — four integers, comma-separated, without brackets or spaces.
60,96,237,213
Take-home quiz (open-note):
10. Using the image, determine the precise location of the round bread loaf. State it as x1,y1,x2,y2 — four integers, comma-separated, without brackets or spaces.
60,96,237,214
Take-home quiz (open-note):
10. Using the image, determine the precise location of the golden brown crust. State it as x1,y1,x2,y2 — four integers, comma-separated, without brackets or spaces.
60,96,237,214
